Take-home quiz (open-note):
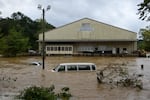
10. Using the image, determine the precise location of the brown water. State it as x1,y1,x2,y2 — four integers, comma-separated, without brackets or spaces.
0,56,150,100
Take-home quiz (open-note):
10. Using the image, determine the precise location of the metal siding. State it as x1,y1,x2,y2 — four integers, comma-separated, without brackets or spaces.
39,18,137,41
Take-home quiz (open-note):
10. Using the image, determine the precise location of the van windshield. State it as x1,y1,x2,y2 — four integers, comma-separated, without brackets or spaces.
58,65,65,72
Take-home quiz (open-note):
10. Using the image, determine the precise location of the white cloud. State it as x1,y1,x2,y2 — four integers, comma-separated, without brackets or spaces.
0,0,149,33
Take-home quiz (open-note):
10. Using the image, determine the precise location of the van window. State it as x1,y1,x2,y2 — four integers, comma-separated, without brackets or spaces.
67,65,77,71
58,65,65,72
92,65,96,70
78,65,90,70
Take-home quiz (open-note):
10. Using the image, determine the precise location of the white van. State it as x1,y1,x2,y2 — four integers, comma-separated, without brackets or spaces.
52,63,96,72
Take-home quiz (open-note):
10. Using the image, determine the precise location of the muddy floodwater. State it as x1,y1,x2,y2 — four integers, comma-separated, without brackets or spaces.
0,56,150,100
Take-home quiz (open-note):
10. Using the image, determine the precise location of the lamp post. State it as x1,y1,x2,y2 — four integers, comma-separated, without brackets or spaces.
38,4,51,70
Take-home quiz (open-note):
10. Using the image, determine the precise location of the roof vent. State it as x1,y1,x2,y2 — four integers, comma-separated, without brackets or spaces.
80,23,93,31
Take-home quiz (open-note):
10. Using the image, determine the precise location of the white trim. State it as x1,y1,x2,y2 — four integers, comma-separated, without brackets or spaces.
46,45,73,55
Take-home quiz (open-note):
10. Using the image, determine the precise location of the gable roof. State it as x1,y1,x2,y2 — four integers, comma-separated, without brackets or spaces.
39,18,137,42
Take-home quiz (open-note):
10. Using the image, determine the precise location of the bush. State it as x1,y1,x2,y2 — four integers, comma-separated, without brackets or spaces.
57,87,72,100
16,85,72,100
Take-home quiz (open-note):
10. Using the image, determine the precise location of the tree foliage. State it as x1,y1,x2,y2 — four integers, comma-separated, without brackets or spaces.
138,26,150,51
0,12,55,56
0,18,13,38
138,0,150,21
142,28,150,51
0,29,29,57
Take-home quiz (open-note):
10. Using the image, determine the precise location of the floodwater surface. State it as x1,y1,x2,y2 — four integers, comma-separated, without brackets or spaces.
0,56,150,100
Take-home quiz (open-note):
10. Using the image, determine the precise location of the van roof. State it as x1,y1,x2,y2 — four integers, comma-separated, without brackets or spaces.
59,63,95,65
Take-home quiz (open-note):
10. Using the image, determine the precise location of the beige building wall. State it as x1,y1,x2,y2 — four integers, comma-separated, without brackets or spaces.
38,18,137,55
39,18,136,41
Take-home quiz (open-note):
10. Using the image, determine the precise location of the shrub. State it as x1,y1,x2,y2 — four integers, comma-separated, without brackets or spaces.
16,85,72,100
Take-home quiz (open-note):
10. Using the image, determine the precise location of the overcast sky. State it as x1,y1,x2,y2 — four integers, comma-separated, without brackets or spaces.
0,0,149,33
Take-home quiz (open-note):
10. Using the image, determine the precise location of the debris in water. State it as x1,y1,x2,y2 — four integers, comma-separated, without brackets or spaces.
96,64,144,89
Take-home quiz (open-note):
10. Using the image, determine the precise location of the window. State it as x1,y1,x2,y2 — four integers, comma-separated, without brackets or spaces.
123,48,127,51
69,47,72,51
47,47,50,51
65,47,68,51
122,48,128,54
80,23,92,31
54,47,57,51
67,65,77,71
92,65,96,70
78,46,94,52
58,65,65,72
58,47,60,51
50,47,54,51
78,65,90,70
62,47,64,51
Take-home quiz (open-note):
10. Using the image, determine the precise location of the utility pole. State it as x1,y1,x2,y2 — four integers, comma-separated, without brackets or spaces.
38,4,51,70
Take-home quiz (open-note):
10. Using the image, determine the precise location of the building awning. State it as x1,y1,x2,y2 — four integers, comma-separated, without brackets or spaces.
37,39,137,42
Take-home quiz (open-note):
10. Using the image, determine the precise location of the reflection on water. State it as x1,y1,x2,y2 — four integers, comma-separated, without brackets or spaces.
0,56,150,100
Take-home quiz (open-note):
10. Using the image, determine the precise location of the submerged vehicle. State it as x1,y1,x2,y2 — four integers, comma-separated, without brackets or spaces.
30,62,42,66
52,63,96,72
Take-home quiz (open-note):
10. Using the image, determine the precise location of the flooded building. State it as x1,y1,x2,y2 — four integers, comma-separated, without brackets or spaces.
38,18,137,55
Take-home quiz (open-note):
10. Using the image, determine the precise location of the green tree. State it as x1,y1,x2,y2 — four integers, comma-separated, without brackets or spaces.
0,11,55,52
0,29,29,57
0,18,13,38
142,29,150,51
138,27,150,51
138,0,150,20
10,12,55,49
